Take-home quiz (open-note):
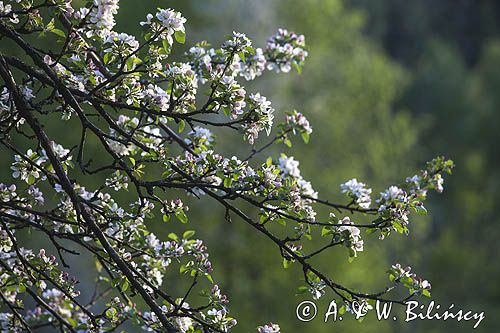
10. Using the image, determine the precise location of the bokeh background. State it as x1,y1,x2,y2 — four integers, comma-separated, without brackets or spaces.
3,0,500,332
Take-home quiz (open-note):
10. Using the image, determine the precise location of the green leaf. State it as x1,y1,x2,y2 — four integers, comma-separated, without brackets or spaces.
222,106,231,117
238,51,245,63
126,57,136,71
75,323,88,330
111,277,121,288
175,210,188,223
276,218,287,226
27,175,36,185
45,19,55,31
182,230,195,239
366,228,377,235
162,38,170,52
246,45,255,55
168,233,179,241
292,61,302,74
393,221,404,234
17,283,26,293
414,205,427,215
178,120,185,133
4,285,17,292
122,280,129,292
174,30,186,44
301,131,310,144
296,286,309,295
105,308,116,319
95,259,103,272
50,28,66,38
163,214,171,222
66,317,78,327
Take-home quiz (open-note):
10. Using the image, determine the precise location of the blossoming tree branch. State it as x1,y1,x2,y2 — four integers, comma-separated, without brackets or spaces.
0,1,454,332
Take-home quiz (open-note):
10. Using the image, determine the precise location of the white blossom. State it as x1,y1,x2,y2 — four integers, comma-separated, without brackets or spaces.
379,185,405,202
337,216,364,256
20,86,34,100
340,178,372,209
155,8,186,33
104,32,139,55
257,323,281,333
278,155,301,178
265,28,307,73
88,0,119,36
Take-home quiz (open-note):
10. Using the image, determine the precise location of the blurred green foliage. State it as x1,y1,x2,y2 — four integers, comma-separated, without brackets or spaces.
349,1,500,332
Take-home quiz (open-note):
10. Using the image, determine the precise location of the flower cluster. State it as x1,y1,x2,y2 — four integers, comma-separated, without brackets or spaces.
0,1,19,24
388,263,432,297
308,279,327,300
215,76,247,119
257,323,281,333
222,31,252,52
374,156,454,238
11,149,47,185
104,32,139,56
142,300,236,333
10,143,73,186
286,110,313,136
156,9,186,32
186,43,215,82
185,126,215,148
140,8,186,47
340,178,372,209
335,216,364,258
277,155,317,221
0,183,17,203
278,155,301,178
187,28,306,84
279,156,317,198
0,86,11,110
234,47,267,80
205,308,238,332
244,93,274,144
106,114,164,157
76,0,120,38
0,224,13,252
105,170,129,191
265,28,308,73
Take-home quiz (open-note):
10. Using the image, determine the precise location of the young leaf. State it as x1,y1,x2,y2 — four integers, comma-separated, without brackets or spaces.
183,230,195,239
175,210,188,223
174,30,186,44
